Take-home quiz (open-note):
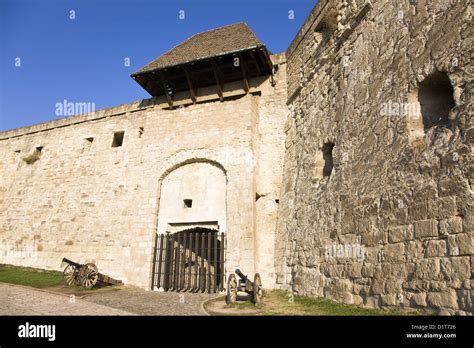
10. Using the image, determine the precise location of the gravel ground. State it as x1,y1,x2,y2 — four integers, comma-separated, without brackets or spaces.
0,283,132,315
81,287,220,315
0,282,220,316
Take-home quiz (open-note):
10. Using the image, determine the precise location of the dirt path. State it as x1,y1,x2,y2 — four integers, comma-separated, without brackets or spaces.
0,283,131,315
0,282,220,315
81,287,219,315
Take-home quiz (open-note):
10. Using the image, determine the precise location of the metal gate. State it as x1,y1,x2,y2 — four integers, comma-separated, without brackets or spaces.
152,229,225,293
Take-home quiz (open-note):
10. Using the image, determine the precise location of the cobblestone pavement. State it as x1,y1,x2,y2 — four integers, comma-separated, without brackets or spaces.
0,283,132,315
82,287,221,315
0,283,220,315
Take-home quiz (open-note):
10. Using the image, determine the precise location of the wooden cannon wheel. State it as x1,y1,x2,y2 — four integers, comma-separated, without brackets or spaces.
225,273,238,305
63,264,78,287
79,263,99,289
253,273,263,304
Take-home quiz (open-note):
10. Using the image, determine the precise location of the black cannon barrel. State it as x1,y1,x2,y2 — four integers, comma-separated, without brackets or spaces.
235,269,249,282
62,257,82,268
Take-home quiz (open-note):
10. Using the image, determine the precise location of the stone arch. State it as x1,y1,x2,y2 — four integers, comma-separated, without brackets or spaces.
155,151,228,236
157,149,228,183
159,158,227,183
149,153,229,289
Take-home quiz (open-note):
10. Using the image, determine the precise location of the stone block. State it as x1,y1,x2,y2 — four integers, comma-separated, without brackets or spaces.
456,234,473,255
364,246,383,263
383,243,406,262
406,241,424,262
385,277,403,293
414,219,438,238
324,278,353,303
440,256,471,281
414,259,440,280
370,279,385,295
439,216,463,235
380,294,398,306
427,290,458,309
361,263,375,277
353,295,364,305
344,262,363,279
424,239,446,258
408,292,427,307
388,225,414,243
456,289,473,312
428,196,457,219
364,296,380,309
462,206,473,234
320,263,344,278
409,202,428,221
382,262,410,279
446,235,460,256
360,230,386,246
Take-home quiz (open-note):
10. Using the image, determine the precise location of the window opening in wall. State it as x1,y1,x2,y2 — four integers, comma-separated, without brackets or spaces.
138,127,144,138
314,25,331,47
82,137,94,153
13,150,21,165
314,142,335,180
418,72,454,131
322,142,334,177
111,131,125,147
183,199,192,208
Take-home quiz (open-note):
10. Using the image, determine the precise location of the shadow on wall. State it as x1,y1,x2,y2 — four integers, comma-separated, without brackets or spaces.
418,72,455,131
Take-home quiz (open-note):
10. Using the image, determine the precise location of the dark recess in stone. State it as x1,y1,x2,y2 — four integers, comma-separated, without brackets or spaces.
322,142,334,177
419,72,454,131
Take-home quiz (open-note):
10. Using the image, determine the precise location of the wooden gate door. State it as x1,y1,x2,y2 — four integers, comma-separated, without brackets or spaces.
152,229,225,293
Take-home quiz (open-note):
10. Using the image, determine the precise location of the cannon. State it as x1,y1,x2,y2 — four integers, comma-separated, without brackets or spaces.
62,258,123,289
225,269,263,305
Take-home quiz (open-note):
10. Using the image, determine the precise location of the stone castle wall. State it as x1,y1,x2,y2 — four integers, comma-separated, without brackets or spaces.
1,0,471,314
276,0,473,314
0,54,287,288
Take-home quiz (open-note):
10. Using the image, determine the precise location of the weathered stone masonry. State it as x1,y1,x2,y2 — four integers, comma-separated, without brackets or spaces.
275,0,473,314
0,51,287,288
0,0,472,315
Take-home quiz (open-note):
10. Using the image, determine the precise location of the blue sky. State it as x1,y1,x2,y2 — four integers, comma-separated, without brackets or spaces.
0,0,316,131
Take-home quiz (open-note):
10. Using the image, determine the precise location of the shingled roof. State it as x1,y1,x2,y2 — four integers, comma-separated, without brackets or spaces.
132,22,265,75
130,22,273,101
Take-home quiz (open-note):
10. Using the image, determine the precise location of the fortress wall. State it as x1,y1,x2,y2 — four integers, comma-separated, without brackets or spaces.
0,94,262,288
276,0,473,314
253,53,288,286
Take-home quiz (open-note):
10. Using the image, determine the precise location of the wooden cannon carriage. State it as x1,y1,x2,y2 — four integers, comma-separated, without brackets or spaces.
62,258,123,289
225,269,263,304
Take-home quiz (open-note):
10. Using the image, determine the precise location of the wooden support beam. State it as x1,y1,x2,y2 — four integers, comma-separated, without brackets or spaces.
157,71,173,108
211,60,224,102
259,48,276,86
260,47,274,74
134,76,150,95
256,50,265,67
143,77,157,95
237,53,250,93
249,50,262,75
182,66,197,103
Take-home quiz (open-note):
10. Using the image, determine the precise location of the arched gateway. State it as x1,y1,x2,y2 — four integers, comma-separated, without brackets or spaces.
152,161,227,292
